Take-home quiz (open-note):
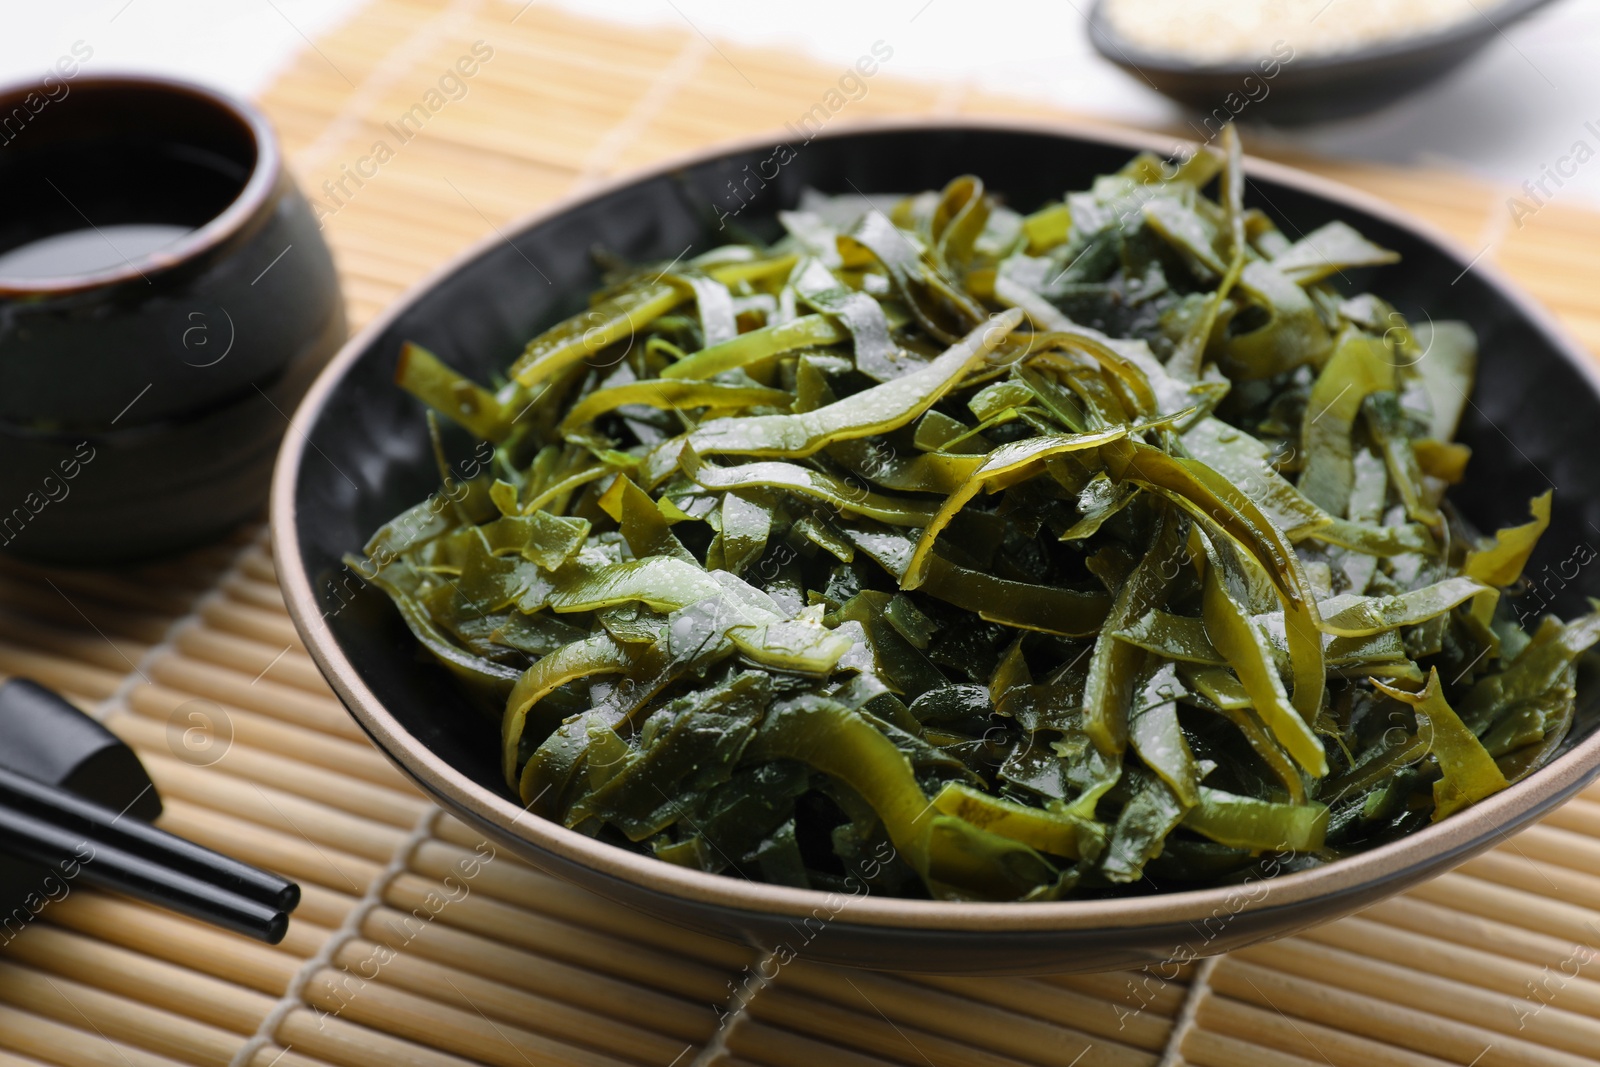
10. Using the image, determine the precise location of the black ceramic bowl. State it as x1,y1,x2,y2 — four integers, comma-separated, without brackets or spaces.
274,119,1600,975
0,75,343,563
1087,0,1560,124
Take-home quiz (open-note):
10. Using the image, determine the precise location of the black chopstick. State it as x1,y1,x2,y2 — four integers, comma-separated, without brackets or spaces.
0,764,298,912
0,803,287,943
0,767,296,943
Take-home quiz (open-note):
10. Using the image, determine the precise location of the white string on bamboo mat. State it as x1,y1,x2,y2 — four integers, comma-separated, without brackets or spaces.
574,35,712,187
228,805,442,1067
1157,954,1220,1067
290,0,488,177
688,944,782,1067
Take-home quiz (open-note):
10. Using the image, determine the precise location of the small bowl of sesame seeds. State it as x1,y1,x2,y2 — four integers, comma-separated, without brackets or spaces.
1087,0,1562,123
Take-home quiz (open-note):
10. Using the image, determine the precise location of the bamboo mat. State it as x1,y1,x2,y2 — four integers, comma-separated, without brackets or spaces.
3,1,1600,1065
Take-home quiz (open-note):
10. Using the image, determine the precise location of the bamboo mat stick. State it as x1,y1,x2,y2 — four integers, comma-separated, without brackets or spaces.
429,813,495,851
274,1006,485,1067
459,34,684,86
0,642,127,701
1212,958,1592,1067
1360,893,1600,973
1460,850,1600,911
44,893,300,995
147,652,364,741
373,113,652,174
409,839,576,904
298,968,636,1067
331,238,480,294
341,301,388,332
220,574,289,613
306,105,597,178
386,54,665,114
387,862,734,972
243,1048,337,1067
1233,935,1600,1057
105,712,429,829
320,252,437,296
1545,797,1600,838
743,990,1091,1067
1506,822,1600,878
314,178,566,248
330,937,692,1064
905,972,1173,1050
353,904,719,1044
1402,871,1600,948
314,226,459,271
0,1004,193,1067
238,553,279,586
330,256,447,296
1501,232,1600,279
327,139,585,203
1500,270,1600,324
1297,913,1600,1016
415,824,888,1009
95,826,349,937
124,683,403,787
0,1050,60,1067
197,597,306,652
235,991,486,1067
155,797,378,902
1179,1029,1335,1067
371,884,739,1003
774,963,1148,1066
267,911,331,958
137,751,408,863
723,1018,907,1067
1043,970,1192,1016
0,962,239,1067
168,625,339,706
341,288,405,324
397,849,755,970
314,192,527,256
1,925,273,1035
1197,993,1454,1067
303,129,593,202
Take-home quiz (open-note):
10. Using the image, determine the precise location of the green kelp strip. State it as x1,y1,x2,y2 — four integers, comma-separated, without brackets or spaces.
354,131,1597,901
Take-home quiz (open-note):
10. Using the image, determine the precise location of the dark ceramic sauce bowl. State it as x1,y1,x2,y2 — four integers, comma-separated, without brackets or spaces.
274,119,1600,974
0,75,343,563
1087,0,1560,124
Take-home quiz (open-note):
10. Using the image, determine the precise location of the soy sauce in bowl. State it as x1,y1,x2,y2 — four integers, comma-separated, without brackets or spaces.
0,225,190,278
0,76,345,563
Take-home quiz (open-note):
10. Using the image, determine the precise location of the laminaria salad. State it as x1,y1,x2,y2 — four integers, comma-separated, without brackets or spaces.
353,132,1598,902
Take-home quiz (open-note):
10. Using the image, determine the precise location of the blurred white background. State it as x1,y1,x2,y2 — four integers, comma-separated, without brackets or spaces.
6,0,1600,205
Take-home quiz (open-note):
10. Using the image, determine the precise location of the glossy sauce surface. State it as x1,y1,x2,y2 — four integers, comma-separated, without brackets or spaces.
0,223,190,279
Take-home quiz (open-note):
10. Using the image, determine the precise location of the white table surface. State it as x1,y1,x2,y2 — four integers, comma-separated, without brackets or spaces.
6,0,1600,209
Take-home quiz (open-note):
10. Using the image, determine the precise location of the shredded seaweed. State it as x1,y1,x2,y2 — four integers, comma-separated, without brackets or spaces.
354,132,1597,901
